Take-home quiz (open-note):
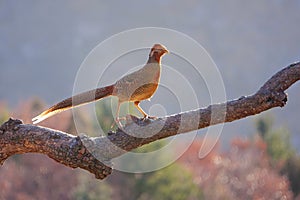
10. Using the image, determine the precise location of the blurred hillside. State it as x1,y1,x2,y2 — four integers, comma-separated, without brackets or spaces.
1,1,300,149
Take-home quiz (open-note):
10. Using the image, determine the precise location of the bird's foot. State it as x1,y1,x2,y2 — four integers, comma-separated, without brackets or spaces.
111,117,126,129
112,115,157,129
143,115,157,120
134,115,157,126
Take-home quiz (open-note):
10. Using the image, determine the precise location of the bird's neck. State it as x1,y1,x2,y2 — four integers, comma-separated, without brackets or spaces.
147,53,162,64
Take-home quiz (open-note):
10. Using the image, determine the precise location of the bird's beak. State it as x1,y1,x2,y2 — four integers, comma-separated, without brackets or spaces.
164,49,169,54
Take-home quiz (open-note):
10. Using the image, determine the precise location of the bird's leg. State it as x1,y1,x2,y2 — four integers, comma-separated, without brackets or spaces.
134,101,157,120
134,101,147,118
113,100,125,128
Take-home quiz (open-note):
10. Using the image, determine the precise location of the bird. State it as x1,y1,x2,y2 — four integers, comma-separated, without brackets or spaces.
32,44,169,126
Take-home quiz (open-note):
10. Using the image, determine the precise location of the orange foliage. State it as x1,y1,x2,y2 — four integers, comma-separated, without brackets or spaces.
0,154,78,200
177,137,293,199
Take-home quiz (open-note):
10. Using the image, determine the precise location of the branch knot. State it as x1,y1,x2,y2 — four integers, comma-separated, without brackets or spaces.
0,118,23,133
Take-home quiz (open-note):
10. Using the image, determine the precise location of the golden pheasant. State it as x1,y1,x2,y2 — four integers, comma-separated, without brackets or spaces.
32,44,169,126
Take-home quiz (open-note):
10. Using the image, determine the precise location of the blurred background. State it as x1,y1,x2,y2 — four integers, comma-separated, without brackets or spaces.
1,1,300,199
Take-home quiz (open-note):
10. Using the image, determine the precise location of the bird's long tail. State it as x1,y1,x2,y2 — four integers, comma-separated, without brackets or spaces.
32,84,115,124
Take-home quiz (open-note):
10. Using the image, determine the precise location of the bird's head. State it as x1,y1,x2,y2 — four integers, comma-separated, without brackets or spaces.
149,44,169,63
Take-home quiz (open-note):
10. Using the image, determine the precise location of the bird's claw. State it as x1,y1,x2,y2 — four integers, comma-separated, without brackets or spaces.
143,115,157,120
111,117,126,129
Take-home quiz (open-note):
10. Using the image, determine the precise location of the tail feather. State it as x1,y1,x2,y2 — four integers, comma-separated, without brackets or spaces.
32,84,114,124
32,107,70,124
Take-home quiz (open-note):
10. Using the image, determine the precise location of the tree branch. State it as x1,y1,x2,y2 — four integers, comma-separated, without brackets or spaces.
0,118,112,179
1,61,299,179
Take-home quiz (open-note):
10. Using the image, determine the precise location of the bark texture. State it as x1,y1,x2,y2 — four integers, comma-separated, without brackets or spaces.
0,62,299,179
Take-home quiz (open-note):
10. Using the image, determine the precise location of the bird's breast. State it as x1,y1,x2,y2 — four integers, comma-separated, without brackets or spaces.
114,63,161,102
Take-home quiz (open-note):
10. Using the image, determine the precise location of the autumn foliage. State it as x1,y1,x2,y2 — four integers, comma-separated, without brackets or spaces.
178,138,293,199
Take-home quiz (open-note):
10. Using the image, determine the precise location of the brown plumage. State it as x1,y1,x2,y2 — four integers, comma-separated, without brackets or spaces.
32,44,169,125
